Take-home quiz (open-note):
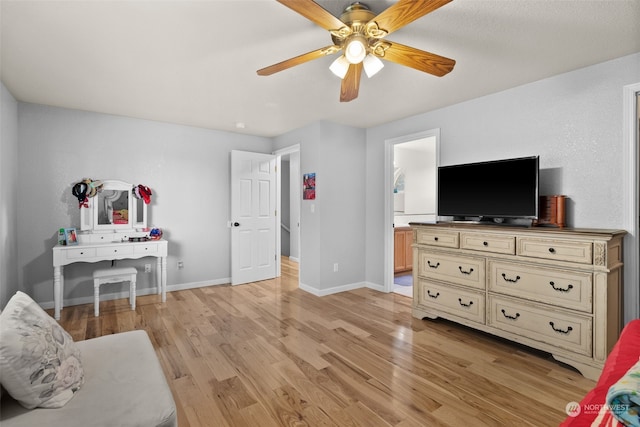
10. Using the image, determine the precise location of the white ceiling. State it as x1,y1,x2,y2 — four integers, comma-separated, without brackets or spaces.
2,0,639,137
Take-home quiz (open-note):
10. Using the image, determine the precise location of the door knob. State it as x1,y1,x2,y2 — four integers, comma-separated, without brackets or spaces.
233,222,240,227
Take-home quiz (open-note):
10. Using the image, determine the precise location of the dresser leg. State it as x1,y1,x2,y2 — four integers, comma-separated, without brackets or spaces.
54,266,62,320
412,307,439,320
161,256,167,302
552,355,602,381
156,257,162,296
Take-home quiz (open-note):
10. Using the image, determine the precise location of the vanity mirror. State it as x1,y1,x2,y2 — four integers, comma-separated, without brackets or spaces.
55,179,166,321
80,180,147,232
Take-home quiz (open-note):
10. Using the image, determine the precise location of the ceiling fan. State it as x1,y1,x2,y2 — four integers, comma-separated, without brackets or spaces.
257,0,456,102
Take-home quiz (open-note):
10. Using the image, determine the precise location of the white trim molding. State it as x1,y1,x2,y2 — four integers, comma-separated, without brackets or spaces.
40,278,231,310
273,143,301,286
384,129,440,294
299,281,367,297
623,82,639,323
365,281,385,293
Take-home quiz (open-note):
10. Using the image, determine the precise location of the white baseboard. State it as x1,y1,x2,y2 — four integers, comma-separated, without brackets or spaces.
365,281,386,292
288,256,299,263
39,278,232,310
40,277,381,311
299,281,366,297
40,287,162,310
167,278,230,292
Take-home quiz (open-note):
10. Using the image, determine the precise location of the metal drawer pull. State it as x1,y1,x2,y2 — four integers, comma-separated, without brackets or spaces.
458,266,474,275
427,261,440,269
483,241,488,246
427,290,439,299
458,298,473,308
501,273,521,283
548,247,556,254
549,322,573,334
549,281,574,292
501,309,520,320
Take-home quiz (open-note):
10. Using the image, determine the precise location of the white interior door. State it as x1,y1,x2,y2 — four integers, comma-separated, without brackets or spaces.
231,150,277,285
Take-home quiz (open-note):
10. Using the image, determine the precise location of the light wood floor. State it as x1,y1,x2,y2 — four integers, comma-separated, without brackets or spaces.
52,258,594,427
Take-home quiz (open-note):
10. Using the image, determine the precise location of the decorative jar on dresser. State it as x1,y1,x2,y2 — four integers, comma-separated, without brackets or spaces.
410,222,626,381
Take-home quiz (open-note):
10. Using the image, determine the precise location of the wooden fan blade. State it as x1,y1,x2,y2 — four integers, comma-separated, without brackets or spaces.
257,46,337,76
373,0,452,36
340,63,363,102
277,0,346,32
383,41,455,76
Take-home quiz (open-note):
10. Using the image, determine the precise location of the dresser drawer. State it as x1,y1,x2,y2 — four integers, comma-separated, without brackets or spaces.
88,234,111,243
488,261,592,312
417,279,485,324
417,250,485,290
488,295,592,356
96,245,134,257
83,233,120,243
460,232,515,255
134,244,158,255
65,247,97,259
517,237,592,264
415,229,459,248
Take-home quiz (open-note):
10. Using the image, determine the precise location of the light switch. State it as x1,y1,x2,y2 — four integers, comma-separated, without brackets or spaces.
310,204,315,213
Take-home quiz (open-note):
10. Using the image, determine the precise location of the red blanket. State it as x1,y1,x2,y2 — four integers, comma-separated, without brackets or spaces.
560,319,640,426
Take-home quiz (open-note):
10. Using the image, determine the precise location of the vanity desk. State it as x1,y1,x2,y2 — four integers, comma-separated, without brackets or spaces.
52,179,167,320
52,240,167,320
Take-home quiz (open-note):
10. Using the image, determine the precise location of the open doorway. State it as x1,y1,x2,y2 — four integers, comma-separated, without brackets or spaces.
622,83,640,322
274,145,300,280
623,83,640,323
384,130,440,296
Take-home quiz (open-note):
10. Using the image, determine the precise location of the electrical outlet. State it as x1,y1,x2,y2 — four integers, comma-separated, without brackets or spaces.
333,263,339,272
144,264,151,273
177,260,184,269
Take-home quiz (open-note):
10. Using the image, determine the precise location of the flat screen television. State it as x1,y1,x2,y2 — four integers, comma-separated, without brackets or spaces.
438,156,539,221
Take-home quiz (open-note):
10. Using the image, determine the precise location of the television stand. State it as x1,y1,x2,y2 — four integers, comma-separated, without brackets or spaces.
410,222,626,380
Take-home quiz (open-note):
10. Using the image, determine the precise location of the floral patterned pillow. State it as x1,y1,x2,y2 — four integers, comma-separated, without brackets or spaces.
0,291,84,408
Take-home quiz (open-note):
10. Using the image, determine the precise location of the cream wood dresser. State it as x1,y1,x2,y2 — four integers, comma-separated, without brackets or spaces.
410,222,626,380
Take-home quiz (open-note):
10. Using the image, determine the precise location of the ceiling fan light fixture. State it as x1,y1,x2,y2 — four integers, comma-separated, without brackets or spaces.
258,0,456,102
363,54,384,78
344,35,367,64
329,55,350,79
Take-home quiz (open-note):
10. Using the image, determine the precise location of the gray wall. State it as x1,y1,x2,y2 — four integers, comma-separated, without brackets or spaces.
17,103,272,305
274,121,367,294
365,53,640,314
1,82,19,307
4,52,639,316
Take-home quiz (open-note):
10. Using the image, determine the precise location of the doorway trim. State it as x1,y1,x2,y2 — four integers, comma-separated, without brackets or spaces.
384,129,440,293
623,82,639,322
274,144,301,281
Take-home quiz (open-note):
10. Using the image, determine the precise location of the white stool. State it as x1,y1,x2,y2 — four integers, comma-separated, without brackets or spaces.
92,267,137,317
